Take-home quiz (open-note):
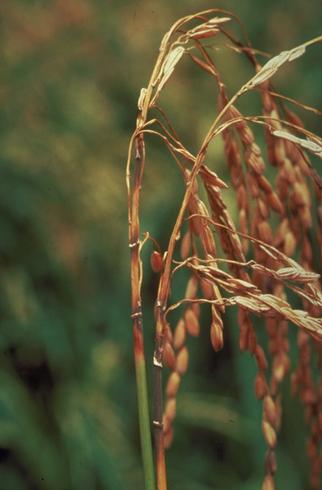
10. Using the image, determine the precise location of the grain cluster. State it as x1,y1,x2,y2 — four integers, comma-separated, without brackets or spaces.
127,9,322,490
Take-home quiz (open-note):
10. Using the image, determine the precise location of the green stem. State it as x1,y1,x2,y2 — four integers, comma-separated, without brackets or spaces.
135,349,156,490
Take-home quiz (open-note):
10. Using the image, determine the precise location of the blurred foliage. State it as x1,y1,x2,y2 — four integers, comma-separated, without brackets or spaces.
0,1,321,489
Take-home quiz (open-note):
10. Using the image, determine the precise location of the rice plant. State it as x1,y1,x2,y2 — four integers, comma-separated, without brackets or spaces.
127,9,322,490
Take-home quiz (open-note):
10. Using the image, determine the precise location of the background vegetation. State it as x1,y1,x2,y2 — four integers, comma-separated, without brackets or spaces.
0,1,321,489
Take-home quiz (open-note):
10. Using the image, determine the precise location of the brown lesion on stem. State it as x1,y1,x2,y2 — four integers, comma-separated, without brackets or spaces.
132,308,144,360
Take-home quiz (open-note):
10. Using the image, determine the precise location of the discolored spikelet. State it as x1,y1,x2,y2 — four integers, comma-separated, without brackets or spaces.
255,345,268,371
165,398,176,422
185,308,200,336
173,319,186,350
210,321,224,352
262,474,276,490
163,341,176,370
185,276,198,300
150,250,163,273
262,420,277,448
180,231,191,259
255,372,269,400
265,450,277,475
164,426,174,449
263,396,278,427
166,372,181,398
176,347,189,375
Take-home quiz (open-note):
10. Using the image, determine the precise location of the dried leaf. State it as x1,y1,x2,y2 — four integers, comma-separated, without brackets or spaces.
156,46,185,97
245,44,306,90
207,16,231,25
288,45,306,61
272,130,322,159
276,266,320,283
234,296,269,313
163,46,185,75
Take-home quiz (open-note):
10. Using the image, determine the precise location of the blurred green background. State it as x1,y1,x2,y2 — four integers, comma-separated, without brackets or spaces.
0,1,321,489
